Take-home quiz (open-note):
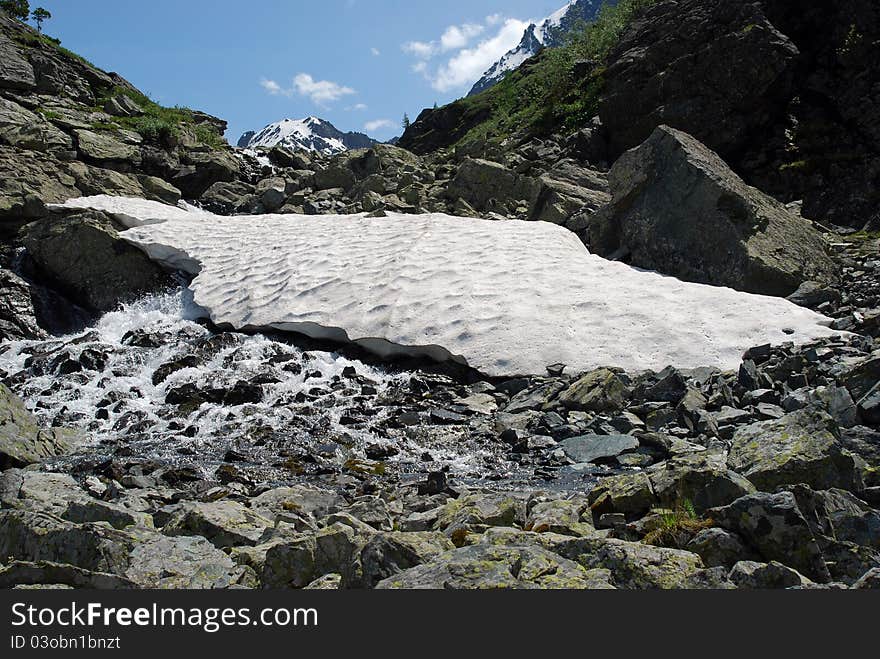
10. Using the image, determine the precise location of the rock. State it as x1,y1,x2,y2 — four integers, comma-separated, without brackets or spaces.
785,486,880,552
578,538,722,589
588,126,837,296
558,434,638,464
249,485,345,521
74,129,140,166
355,531,454,588
686,528,758,568
709,491,831,583
0,97,73,155
728,561,812,589
21,210,173,312
0,269,47,341
199,180,256,215
787,281,841,309
103,94,144,118
588,472,657,520
162,501,274,548
0,561,138,590
525,498,595,537
375,544,613,589
728,408,865,492
434,492,527,534
557,368,631,413
172,150,241,199
261,522,363,589
648,452,756,513
0,509,251,589
0,31,36,90
853,569,880,589
446,158,538,212
0,385,82,469
304,574,342,590
530,172,610,225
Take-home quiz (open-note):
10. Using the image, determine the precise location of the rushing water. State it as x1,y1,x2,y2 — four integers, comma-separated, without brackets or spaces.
0,290,509,485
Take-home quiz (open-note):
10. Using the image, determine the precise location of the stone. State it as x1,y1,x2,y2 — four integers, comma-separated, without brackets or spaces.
0,97,73,153
446,158,538,212
728,408,865,492
728,561,812,589
249,485,345,521
558,434,639,464
261,522,362,589
434,492,527,533
686,528,758,568
355,531,454,588
557,369,631,413
22,210,173,313
649,452,757,513
0,32,36,90
853,569,880,590
199,180,257,215
162,500,274,548
709,491,831,583
588,472,657,520
588,126,837,296
74,129,141,165
525,498,595,537
0,386,82,469
375,544,613,589
0,269,47,341
0,561,138,590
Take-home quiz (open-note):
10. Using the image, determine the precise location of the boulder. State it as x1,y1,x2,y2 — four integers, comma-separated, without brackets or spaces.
0,269,47,341
709,491,831,582
557,368,630,412
588,472,657,520
74,129,140,166
558,434,638,464
375,544,614,589
728,561,812,589
649,452,757,513
0,31,36,91
0,561,138,590
728,408,865,492
199,181,257,215
21,210,173,312
588,126,837,296
0,385,82,469
261,522,364,589
162,501,274,549
686,528,758,568
0,97,73,153
446,158,538,212
355,531,455,588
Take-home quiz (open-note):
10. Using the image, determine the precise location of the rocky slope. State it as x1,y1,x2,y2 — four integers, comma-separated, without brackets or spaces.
0,2,878,591
468,0,617,96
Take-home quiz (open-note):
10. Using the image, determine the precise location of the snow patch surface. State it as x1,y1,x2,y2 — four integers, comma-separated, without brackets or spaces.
55,195,839,377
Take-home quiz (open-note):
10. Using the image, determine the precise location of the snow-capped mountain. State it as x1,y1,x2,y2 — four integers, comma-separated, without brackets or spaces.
237,117,377,155
468,0,618,97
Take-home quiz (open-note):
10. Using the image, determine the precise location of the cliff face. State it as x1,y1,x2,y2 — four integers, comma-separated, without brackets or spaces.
0,10,240,244
401,0,880,228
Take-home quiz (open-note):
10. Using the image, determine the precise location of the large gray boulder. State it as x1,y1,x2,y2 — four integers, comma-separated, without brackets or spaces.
587,126,837,296
0,385,82,469
22,209,173,312
446,158,538,213
375,544,614,589
0,97,73,154
728,408,865,493
0,269,47,341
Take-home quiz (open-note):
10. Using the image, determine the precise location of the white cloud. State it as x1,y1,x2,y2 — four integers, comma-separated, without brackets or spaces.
371,47,381,56
260,78,285,96
365,119,397,133
293,73,356,106
259,74,356,106
430,19,529,92
347,103,368,111
400,15,531,93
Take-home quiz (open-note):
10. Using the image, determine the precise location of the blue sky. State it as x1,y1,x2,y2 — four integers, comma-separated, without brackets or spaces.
30,0,568,143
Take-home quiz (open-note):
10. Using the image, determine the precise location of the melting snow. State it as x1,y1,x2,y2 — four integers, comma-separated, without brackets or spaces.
55,195,839,377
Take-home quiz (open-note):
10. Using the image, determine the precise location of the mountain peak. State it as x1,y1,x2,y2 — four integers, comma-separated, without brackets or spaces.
468,0,615,97
238,117,377,155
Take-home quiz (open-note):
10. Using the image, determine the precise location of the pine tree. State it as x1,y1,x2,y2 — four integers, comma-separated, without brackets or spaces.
402,113,411,131
30,6,50,32
0,0,30,21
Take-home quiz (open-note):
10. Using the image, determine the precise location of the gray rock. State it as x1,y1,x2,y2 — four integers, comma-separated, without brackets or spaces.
162,500,274,548
728,408,865,492
649,452,756,513
446,158,538,213
0,269,47,341
0,386,83,469
728,561,812,589
557,368,631,412
355,531,454,588
375,544,613,589
588,126,837,296
74,129,141,165
0,97,73,153
0,561,138,590
709,491,831,582
261,522,363,589
852,568,880,589
686,528,758,568
588,472,657,520
22,210,173,313
559,434,639,464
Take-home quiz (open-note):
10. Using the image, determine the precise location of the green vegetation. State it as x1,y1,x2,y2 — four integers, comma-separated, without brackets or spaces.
0,0,30,21
30,5,49,32
447,0,658,152
642,500,713,549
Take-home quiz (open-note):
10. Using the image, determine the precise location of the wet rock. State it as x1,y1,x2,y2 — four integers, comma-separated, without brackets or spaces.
728,408,865,492
558,434,638,464
0,269,47,342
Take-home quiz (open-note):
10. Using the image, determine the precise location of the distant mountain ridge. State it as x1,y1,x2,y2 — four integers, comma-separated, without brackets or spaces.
468,0,617,97
238,117,377,155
